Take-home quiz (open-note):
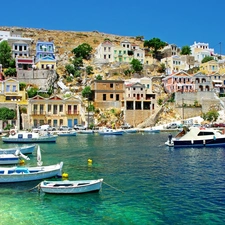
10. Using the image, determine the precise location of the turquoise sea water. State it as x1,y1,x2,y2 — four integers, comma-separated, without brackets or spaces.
0,132,225,225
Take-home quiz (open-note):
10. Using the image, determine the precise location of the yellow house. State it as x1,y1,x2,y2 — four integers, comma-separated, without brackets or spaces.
28,94,83,129
0,78,27,103
200,60,219,74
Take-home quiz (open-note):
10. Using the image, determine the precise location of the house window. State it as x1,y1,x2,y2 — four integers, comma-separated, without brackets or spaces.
60,119,63,126
104,47,106,51
123,51,126,54
42,64,44,69
104,55,106,59
108,47,111,51
59,105,63,112
108,55,111,59
40,105,44,114
114,50,117,53
53,105,57,114
24,46,27,50
33,105,38,114
103,94,106,101
48,105,51,112
110,94,113,99
12,85,17,92
48,46,52,51
116,94,119,101
110,83,113,88
133,94,135,97
6,85,10,92
133,88,136,90
15,45,17,50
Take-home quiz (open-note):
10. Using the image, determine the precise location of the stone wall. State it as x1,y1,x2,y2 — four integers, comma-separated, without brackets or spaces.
125,110,153,127
17,69,58,90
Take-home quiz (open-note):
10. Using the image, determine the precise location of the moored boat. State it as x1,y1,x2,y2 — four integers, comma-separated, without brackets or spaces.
0,144,36,154
165,127,225,147
0,150,30,165
0,162,63,183
98,128,124,135
57,130,77,136
39,178,103,194
2,129,57,143
141,128,160,133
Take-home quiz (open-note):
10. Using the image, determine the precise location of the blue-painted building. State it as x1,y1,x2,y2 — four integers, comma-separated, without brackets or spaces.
35,41,56,70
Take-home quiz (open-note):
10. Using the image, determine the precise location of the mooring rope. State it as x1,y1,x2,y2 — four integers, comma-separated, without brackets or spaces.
103,181,124,193
16,183,40,193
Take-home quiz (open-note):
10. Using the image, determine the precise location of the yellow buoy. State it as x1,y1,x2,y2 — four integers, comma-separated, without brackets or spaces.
62,173,68,178
88,159,92,164
19,160,25,165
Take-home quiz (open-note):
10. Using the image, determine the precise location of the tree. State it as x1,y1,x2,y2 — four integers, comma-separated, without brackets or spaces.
65,64,75,76
86,66,93,75
4,68,17,77
202,56,214,63
157,63,166,73
202,109,219,123
19,82,27,91
71,43,93,60
144,38,167,58
0,107,16,120
27,87,38,98
180,46,191,55
0,41,13,68
96,74,102,80
82,86,92,99
130,59,143,73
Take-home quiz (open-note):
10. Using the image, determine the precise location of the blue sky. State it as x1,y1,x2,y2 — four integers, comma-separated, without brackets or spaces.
1,0,224,54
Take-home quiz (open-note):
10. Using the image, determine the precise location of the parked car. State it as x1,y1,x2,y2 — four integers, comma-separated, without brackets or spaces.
121,123,131,129
74,124,87,130
166,123,181,129
59,126,72,131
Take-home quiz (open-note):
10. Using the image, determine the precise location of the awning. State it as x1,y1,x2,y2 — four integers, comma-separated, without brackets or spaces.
212,80,222,83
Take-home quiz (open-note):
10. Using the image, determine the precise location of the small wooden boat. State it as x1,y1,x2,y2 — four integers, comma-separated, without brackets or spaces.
0,144,36,154
57,130,77,136
2,129,57,143
99,128,124,135
40,178,103,194
0,162,63,183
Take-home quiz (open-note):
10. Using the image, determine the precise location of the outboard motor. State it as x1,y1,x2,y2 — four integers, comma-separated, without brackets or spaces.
168,134,173,144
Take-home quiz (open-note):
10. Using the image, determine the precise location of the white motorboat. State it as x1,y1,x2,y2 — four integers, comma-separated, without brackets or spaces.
40,178,103,194
2,129,57,143
165,127,225,147
57,130,77,136
98,128,124,135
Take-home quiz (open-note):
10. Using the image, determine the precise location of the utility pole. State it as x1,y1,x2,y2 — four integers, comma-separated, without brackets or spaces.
219,42,222,58
182,98,184,124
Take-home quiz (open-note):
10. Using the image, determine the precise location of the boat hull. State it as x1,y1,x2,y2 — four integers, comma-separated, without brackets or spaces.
173,137,225,148
2,137,57,143
57,132,77,136
40,179,103,194
0,145,36,154
0,162,63,183
0,156,19,165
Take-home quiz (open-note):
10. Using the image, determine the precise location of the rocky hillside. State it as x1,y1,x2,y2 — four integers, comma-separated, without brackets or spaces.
0,26,144,75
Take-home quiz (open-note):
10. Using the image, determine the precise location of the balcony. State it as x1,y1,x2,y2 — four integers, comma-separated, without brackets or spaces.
66,111,79,115
31,110,46,116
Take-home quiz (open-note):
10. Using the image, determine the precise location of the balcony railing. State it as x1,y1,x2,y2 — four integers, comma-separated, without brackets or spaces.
31,110,46,115
66,111,79,115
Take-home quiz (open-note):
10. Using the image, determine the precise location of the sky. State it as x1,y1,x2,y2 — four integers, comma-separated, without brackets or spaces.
1,0,225,54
